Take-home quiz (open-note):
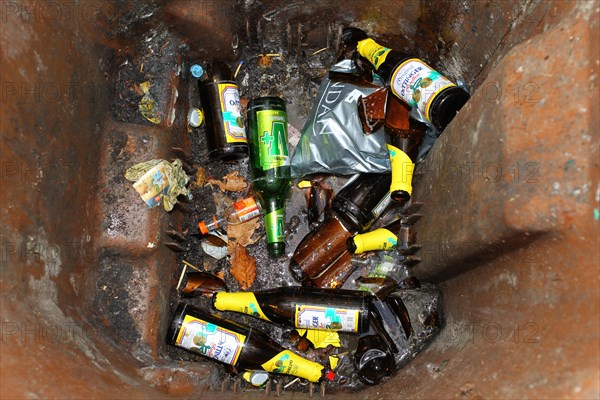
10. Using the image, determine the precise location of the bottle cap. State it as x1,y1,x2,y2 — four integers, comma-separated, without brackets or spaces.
188,108,204,128
198,221,209,235
242,370,270,387
190,64,204,78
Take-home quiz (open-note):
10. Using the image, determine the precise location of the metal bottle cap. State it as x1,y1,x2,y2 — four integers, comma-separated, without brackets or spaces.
188,108,204,128
190,64,204,78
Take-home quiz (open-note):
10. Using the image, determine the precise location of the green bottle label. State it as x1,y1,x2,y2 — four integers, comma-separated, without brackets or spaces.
265,208,285,244
256,110,289,171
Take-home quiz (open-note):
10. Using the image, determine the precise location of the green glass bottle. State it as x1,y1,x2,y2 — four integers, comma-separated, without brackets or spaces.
247,97,291,256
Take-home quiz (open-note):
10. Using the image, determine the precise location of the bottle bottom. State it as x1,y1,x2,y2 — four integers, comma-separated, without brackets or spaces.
267,242,286,257
289,259,308,282
429,87,470,131
355,347,394,385
209,145,248,162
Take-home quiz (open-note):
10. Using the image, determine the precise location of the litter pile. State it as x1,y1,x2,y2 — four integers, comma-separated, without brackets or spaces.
123,26,469,394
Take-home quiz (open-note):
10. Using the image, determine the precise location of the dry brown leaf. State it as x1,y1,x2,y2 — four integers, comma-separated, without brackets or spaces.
229,244,256,290
195,167,206,186
227,218,260,247
207,171,248,192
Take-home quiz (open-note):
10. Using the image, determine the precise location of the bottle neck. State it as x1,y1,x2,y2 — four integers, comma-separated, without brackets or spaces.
356,38,392,70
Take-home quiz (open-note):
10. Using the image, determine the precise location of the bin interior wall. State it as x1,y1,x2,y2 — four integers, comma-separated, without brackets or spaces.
1,1,598,399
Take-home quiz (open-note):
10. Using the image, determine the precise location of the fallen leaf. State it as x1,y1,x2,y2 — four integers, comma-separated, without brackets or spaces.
229,244,256,290
227,218,260,247
208,171,247,192
195,167,206,186
182,272,228,297
212,192,233,215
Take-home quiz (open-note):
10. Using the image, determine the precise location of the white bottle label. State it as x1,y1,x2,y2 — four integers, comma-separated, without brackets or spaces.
175,315,246,365
218,83,247,143
390,58,456,120
295,305,360,332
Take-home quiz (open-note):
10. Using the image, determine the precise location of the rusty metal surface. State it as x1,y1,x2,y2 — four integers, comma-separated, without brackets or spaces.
1,0,598,399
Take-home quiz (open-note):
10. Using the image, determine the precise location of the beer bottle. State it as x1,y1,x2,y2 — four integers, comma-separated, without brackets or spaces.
354,334,395,385
386,95,426,203
289,174,392,283
342,27,470,131
347,219,402,254
198,60,248,161
247,97,292,256
308,250,356,289
198,196,261,234
213,286,372,333
167,303,331,383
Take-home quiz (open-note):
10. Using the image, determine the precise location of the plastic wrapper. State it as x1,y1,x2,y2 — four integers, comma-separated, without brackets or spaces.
124,158,191,211
290,60,391,177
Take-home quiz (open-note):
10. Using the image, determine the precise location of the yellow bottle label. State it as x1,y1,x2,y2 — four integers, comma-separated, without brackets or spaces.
261,350,323,382
296,329,341,349
352,228,398,254
357,38,391,70
388,144,414,195
389,59,456,120
175,315,246,366
213,292,271,322
218,83,247,143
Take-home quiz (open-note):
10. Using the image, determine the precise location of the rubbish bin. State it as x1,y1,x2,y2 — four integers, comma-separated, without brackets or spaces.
1,0,598,398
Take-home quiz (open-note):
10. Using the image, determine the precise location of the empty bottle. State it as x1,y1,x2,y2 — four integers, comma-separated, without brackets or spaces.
385,96,426,203
213,286,372,333
308,251,357,289
353,334,395,385
343,27,470,131
289,174,392,283
198,60,248,161
347,219,402,254
198,196,261,234
247,97,292,256
167,303,330,382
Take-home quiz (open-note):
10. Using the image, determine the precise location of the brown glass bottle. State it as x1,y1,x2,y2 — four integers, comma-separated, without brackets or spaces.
343,28,470,131
386,96,426,203
198,60,248,161
213,286,372,333
354,334,395,385
289,173,392,284
347,219,402,254
167,303,328,382
308,250,356,289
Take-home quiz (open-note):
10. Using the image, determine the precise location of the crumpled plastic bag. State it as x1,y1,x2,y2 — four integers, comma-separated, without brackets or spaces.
290,59,391,177
124,159,191,211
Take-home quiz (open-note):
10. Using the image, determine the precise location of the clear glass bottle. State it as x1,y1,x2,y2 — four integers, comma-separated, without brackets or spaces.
198,196,261,234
